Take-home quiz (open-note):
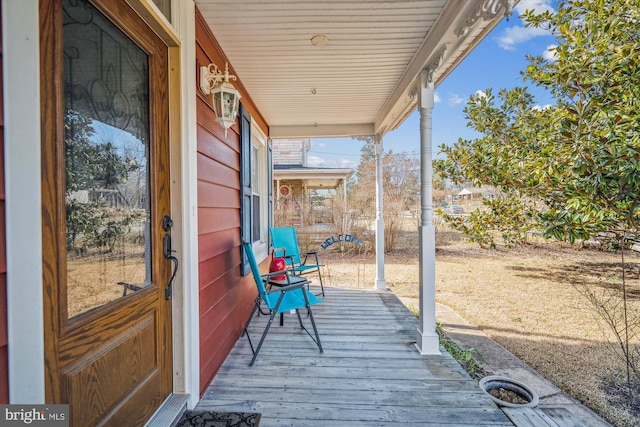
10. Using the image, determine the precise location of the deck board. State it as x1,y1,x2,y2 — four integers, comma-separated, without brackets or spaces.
197,287,512,426
502,407,587,427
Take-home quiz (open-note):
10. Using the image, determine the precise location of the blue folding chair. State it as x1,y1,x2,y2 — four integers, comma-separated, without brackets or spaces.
242,241,323,366
270,226,325,296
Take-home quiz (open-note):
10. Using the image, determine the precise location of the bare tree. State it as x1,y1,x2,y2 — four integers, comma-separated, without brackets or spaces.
351,142,421,252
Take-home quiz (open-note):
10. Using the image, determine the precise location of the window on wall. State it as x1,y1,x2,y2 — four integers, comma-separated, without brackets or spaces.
251,123,268,259
239,105,271,275
251,145,261,243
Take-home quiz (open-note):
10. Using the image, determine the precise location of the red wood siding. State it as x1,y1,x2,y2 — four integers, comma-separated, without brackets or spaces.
195,7,270,396
0,2,8,404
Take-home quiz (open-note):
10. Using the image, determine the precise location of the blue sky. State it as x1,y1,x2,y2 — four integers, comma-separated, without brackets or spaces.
307,0,557,169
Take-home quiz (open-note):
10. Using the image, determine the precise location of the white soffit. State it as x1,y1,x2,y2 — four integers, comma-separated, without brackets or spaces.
274,168,353,179
195,0,512,138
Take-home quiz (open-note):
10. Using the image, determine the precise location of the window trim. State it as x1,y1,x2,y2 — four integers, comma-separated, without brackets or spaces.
251,122,268,261
239,105,271,275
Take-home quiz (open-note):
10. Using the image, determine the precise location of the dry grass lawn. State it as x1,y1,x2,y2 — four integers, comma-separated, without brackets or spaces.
320,231,640,427
67,249,147,318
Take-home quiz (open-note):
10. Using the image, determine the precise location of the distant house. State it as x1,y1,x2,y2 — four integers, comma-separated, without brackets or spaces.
273,139,352,225
456,186,498,202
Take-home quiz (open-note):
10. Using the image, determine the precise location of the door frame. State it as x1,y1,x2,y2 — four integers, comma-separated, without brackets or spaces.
4,0,201,409
3,0,45,403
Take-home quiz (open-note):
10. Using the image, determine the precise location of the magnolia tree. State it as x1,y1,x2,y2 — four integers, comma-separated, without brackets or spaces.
435,0,640,405
435,0,640,248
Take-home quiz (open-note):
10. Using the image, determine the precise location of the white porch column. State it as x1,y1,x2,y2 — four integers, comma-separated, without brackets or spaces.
342,179,348,232
302,183,307,224
343,179,347,210
374,135,387,290
416,73,440,354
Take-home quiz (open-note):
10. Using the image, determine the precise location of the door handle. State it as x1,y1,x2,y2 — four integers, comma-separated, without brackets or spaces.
162,215,178,300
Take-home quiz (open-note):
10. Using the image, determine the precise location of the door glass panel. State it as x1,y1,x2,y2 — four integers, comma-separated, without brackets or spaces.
63,0,152,318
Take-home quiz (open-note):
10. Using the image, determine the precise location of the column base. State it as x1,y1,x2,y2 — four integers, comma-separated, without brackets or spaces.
415,330,440,355
375,278,387,291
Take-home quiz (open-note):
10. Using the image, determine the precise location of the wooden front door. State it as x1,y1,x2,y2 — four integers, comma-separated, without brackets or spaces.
41,0,173,425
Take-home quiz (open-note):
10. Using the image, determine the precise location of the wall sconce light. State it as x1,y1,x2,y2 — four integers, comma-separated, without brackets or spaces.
200,61,241,137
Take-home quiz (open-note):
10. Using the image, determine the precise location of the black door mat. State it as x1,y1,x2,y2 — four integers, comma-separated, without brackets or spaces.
176,410,261,427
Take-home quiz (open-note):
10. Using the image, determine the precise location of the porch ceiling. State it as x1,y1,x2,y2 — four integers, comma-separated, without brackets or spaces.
195,0,512,138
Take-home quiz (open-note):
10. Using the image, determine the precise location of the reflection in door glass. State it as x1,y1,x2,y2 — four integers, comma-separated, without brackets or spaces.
63,0,151,318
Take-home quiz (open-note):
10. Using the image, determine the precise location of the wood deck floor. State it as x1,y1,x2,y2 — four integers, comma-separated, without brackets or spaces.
197,287,513,426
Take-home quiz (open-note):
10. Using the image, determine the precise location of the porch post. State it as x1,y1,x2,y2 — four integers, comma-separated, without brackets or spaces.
343,179,347,210
416,72,440,354
374,134,387,290
302,183,307,224
342,179,348,232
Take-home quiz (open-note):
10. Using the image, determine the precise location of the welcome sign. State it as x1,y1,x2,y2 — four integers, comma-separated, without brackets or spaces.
320,234,362,249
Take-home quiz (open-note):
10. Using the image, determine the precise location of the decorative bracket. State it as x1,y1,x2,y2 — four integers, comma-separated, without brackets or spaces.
456,0,515,38
353,135,375,145
199,61,237,96
422,46,448,85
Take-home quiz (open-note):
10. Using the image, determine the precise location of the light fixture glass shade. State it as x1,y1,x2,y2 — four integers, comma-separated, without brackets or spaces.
212,81,241,136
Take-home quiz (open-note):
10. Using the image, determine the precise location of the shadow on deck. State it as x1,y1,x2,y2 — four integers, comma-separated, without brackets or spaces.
197,287,512,426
